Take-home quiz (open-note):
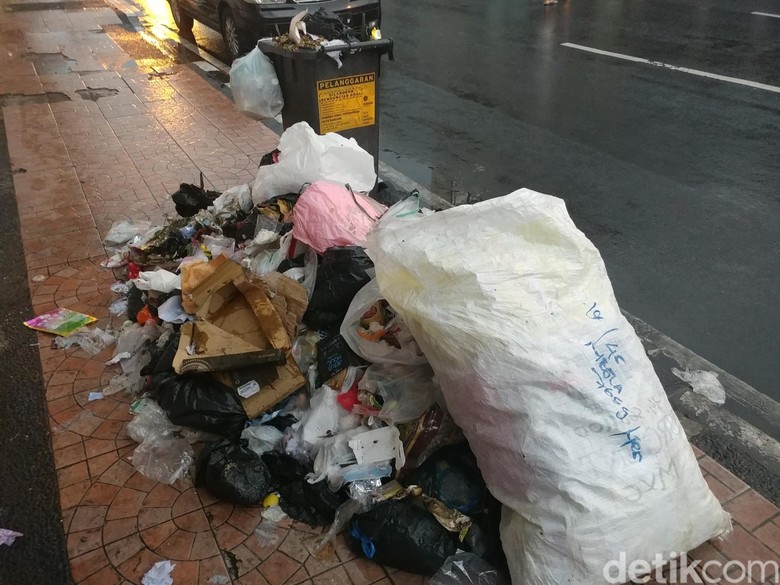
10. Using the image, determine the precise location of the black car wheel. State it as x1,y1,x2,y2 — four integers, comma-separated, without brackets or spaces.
220,7,248,59
169,0,193,32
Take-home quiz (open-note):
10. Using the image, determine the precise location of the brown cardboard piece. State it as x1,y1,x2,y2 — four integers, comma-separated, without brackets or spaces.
173,321,284,374
174,259,308,418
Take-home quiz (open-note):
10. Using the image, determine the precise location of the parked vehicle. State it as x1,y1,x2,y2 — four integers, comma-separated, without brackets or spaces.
168,0,381,59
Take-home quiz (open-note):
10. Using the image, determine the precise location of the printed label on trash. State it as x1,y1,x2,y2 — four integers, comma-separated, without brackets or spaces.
317,73,376,134
237,380,260,399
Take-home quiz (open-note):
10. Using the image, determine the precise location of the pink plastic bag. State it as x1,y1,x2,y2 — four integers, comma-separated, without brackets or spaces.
292,180,387,254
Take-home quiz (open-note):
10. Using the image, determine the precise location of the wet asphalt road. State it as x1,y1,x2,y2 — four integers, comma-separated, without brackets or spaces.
101,0,780,403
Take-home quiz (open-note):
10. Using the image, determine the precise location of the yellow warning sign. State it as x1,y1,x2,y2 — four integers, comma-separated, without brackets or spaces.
317,73,376,134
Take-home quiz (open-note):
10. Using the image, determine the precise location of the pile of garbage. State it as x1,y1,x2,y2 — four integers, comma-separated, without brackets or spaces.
42,120,732,585
63,121,506,581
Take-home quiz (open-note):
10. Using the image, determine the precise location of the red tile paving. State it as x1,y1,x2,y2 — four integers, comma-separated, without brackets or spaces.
1,3,778,585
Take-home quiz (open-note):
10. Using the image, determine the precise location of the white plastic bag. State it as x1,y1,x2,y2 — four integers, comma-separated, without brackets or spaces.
252,122,376,202
292,180,386,253
133,269,181,293
368,189,731,585
340,279,427,365
241,425,284,456
104,219,151,247
229,47,283,120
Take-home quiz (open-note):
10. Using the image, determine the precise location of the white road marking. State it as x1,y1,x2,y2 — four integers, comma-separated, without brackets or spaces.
561,42,780,94
752,11,780,19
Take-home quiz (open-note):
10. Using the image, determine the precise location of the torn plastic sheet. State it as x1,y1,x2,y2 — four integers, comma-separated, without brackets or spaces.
0,529,23,546
142,560,176,585
132,436,194,484
671,368,726,405
109,298,129,316
53,327,116,355
104,219,152,248
157,295,193,324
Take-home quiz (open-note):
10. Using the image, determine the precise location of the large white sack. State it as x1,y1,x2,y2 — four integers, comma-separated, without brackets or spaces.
367,189,731,585
252,122,376,203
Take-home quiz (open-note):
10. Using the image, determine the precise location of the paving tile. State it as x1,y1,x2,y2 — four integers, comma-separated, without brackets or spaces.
117,547,165,583
345,557,388,585
214,522,248,551
229,508,263,535
156,528,196,560
198,554,232,585
312,565,350,585
69,505,108,533
286,566,311,585
303,547,342,578
753,520,780,557
140,520,178,550
79,565,123,585
105,533,146,566
58,461,90,488
175,509,211,533
60,478,92,510
190,531,221,561
67,527,103,559
106,486,146,520
699,457,749,495
723,490,779,531
145,483,181,508
171,560,200,584
259,551,301,585
82,481,121,506
278,529,312,564
387,570,425,585
714,525,780,580
70,546,110,582
238,568,273,585
138,506,173,530
102,517,139,545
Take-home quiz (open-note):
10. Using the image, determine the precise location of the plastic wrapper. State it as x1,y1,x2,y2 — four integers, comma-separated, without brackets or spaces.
53,327,116,355
368,189,731,584
202,235,236,259
196,440,271,505
357,363,437,424
127,398,177,443
229,47,284,120
108,298,128,316
252,122,376,202
340,279,427,365
104,219,152,248
429,553,509,585
132,436,194,484
241,425,284,456
292,180,386,254
350,499,457,575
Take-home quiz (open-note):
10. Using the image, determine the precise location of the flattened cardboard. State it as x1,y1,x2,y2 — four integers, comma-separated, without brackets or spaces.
173,321,284,374
175,259,306,418
260,272,308,342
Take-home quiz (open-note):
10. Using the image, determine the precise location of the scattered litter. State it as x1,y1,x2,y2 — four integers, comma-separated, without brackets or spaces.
109,298,129,316
260,504,288,524
196,439,271,505
133,269,181,293
0,529,23,547
53,327,115,355
157,295,192,324
132,435,194,484
672,367,726,405
24,308,96,336
142,560,176,585
88,391,104,401
207,576,230,585
32,275,47,282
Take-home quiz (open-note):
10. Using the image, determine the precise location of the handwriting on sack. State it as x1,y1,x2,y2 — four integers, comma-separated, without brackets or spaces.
585,302,642,463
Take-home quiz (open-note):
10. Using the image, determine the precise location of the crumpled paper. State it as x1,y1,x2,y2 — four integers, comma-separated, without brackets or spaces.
0,529,23,546
142,560,176,585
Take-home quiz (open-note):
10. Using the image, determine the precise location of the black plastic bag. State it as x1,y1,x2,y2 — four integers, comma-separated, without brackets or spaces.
152,372,248,437
262,452,346,526
171,183,220,217
305,8,359,42
462,494,509,577
196,440,270,505
304,246,374,329
373,181,410,207
350,500,458,575
403,443,486,513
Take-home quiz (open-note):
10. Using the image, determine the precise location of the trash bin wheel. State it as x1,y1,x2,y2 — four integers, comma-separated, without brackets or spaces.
169,0,193,33
220,7,249,59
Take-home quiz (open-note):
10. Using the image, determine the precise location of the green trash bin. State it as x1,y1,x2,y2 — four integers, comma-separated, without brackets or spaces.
258,39,394,173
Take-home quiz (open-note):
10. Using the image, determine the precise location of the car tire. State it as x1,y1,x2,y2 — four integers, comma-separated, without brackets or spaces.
169,0,193,32
220,6,250,60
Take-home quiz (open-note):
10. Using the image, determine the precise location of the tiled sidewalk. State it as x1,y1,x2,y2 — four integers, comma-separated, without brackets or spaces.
1,4,778,585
